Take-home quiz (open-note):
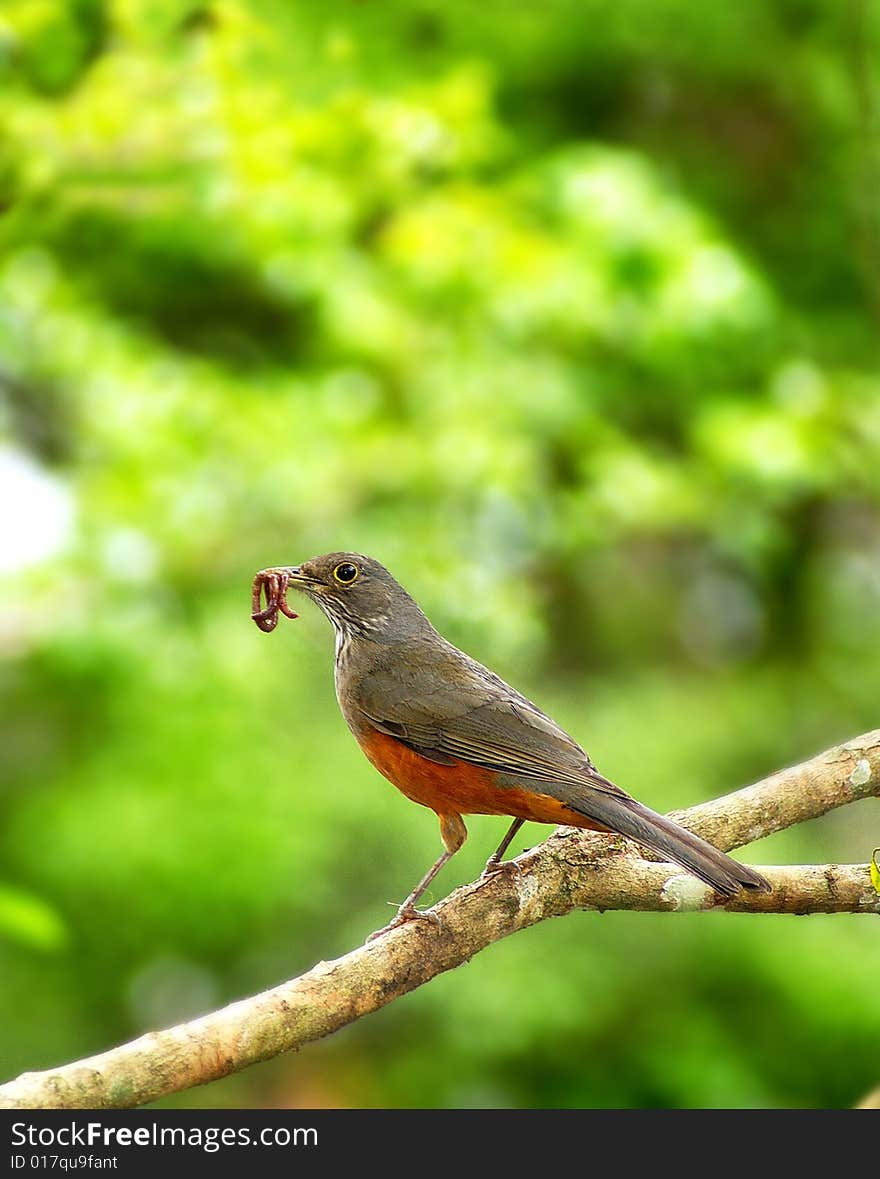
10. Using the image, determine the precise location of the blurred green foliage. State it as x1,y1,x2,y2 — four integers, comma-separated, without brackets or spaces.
1,0,880,1108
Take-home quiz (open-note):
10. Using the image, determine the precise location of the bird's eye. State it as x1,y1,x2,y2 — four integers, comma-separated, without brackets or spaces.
333,562,359,585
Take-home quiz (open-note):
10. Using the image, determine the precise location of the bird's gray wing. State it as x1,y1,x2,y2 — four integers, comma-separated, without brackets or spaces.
355,640,628,802
353,642,773,898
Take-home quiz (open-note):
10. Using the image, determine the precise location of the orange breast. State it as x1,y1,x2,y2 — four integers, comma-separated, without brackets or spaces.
357,725,600,828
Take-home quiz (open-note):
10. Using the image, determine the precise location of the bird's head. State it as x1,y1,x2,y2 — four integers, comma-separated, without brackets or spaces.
273,552,431,642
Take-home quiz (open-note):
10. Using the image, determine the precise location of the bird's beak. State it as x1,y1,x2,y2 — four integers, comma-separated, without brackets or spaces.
271,565,318,589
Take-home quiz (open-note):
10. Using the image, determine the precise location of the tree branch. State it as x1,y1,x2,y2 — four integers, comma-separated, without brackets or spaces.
2,731,878,1109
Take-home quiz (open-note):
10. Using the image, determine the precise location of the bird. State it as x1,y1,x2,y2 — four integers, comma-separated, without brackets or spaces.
256,551,771,937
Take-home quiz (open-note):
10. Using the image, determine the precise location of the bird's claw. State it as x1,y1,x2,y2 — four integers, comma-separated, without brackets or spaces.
479,858,524,883
365,902,443,942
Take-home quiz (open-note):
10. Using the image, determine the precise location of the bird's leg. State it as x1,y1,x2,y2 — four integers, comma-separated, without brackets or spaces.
366,813,466,941
481,817,525,879
387,848,454,921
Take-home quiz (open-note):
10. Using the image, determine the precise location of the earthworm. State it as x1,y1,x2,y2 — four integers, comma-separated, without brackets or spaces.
251,568,299,633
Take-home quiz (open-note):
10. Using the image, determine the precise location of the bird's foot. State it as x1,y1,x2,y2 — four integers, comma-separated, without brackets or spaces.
365,902,443,943
479,858,524,883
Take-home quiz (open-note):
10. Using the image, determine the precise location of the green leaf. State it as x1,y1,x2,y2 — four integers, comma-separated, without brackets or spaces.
0,885,70,953
871,850,880,898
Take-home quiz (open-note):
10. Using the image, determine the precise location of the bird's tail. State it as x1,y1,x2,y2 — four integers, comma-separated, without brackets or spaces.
575,793,771,897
